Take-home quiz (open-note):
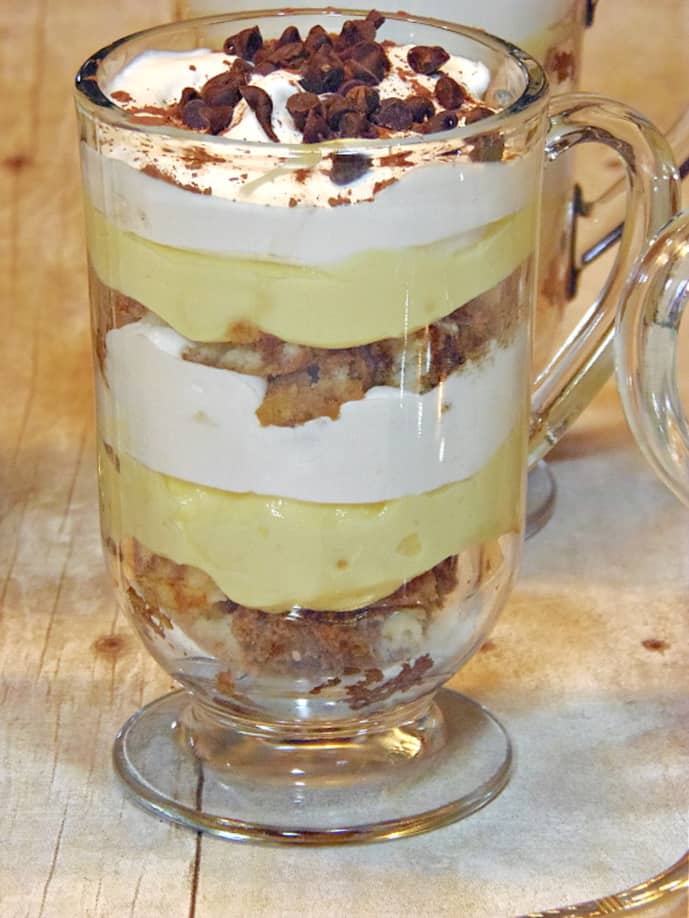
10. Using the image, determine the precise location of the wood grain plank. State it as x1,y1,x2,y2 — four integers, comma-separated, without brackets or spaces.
0,1,199,917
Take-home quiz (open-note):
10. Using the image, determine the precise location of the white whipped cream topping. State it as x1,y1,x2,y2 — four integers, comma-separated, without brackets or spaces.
106,46,491,143
98,320,528,504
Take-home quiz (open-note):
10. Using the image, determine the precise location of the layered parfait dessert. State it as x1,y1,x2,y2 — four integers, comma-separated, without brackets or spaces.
84,11,539,720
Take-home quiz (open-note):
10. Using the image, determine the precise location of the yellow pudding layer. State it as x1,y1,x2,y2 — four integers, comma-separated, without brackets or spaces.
86,204,536,348
100,423,525,613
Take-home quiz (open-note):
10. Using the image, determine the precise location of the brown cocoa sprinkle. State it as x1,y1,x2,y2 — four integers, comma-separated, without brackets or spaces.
470,132,505,162
545,48,576,83
330,152,372,185
111,89,133,103
309,677,341,696
200,71,243,107
300,46,345,93
302,107,332,143
346,84,380,115
328,194,352,207
240,84,278,141
181,98,212,131
223,25,263,61
305,24,333,53
435,74,465,109
405,94,434,123
277,25,301,47
426,109,458,133
407,45,450,75
374,98,413,131
286,91,322,131
373,177,396,194
349,41,390,82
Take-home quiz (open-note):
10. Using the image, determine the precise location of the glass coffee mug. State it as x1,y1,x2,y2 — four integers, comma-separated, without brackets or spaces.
75,9,678,842
616,213,689,510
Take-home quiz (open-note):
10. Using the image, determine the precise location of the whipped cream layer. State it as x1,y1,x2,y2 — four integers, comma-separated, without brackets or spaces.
99,320,529,503
81,40,543,263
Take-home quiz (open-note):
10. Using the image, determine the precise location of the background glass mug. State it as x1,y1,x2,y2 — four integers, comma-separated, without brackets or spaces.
75,9,678,843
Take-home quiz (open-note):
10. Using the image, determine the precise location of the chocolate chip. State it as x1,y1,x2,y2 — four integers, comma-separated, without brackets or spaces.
435,75,465,110
277,25,301,47
300,47,345,93
426,109,458,133
223,26,263,62
373,98,413,131
365,10,385,30
302,108,332,143
266,41,307,68
253,60,277,76
286,91,322,131
240,84,278,141
324,95,358,129
464,105,494,124
177,86,200,114
229,58,253,80
349,41,389,82
336,18,377,49
405,94,434,123
200,71,243,107
338,111,376,139
207,104,235,134
346,84,380,115
305,24,333,53
181,98,212,131
330,152,371,185
407,45,450,75
344,59,380,86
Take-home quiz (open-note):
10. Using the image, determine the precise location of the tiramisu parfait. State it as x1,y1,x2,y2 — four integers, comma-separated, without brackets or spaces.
83,10,538,721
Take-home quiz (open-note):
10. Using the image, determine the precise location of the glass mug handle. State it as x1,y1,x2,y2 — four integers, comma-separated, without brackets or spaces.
529,94,681,465
615,213,689,507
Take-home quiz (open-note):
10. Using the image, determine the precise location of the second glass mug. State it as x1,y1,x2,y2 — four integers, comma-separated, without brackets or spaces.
75,9,678,841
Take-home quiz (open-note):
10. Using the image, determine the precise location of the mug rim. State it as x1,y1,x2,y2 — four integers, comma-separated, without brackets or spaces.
74,6,549,151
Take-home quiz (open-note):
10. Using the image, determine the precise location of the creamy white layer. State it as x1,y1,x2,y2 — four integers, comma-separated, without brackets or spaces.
99,319,528,503
81,144,541,262
85,36,543,262
178,1,577,48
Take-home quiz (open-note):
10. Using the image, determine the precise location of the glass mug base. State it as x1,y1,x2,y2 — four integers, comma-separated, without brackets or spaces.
113,688,512,844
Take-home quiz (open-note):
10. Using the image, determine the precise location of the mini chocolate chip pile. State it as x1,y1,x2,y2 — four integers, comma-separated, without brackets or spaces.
167,10,497,146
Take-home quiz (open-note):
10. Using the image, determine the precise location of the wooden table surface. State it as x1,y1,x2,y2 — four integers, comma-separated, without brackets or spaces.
1,1,688,915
